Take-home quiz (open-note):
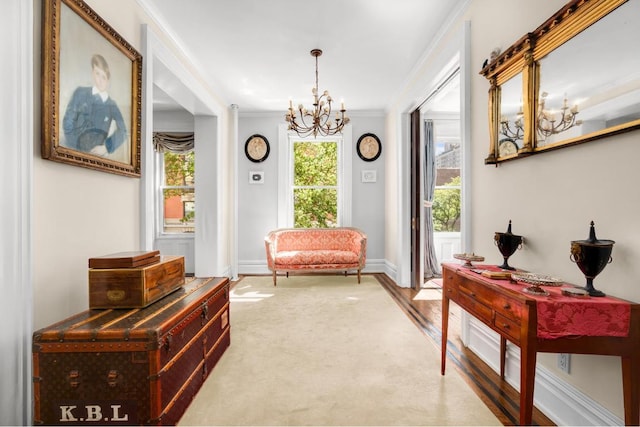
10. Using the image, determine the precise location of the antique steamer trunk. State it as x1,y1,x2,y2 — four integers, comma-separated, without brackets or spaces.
88,255,185,309
33,277,230,425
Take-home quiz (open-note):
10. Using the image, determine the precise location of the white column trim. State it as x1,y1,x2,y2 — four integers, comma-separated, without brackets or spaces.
396,112,412,287
231,104,240,280
140,24,155,250
1,1,34,425
340,125,353,226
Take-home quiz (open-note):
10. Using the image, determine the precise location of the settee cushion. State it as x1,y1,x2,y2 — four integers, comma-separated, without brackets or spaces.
275,250,360,266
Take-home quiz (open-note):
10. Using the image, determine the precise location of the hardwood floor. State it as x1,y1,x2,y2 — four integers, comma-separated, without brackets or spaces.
375,273,556,426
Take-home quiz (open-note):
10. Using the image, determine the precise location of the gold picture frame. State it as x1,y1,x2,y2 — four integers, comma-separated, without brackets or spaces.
42,0,142,177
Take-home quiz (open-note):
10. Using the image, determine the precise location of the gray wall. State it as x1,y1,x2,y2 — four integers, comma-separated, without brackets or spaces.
237,113,386,274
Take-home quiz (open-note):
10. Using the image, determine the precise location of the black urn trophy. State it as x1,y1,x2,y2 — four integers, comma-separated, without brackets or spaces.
494,220,523,270
570,221,614,297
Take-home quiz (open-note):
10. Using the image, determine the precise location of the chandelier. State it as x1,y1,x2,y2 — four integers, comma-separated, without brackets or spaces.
500,92,582,141
285,49,349,138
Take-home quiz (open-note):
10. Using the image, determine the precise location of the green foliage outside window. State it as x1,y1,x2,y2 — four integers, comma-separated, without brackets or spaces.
294,188,338,228
163,151,195,231
164,151,195,189
293,141,338,228
432,176,461,232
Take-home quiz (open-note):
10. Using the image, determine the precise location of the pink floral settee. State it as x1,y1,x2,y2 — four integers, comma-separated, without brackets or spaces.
265,228,367,286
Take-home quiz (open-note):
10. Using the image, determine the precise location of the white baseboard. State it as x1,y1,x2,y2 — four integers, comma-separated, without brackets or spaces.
238,260,270,275
383,260,398,283
466,320,623,426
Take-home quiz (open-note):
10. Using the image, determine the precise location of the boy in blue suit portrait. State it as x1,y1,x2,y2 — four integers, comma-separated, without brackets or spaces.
62,54,127,157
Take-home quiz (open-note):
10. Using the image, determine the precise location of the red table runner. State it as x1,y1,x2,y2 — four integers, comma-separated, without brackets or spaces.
450,264,631,339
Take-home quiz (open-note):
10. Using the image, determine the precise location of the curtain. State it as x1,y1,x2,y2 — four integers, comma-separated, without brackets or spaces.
424,120,441,277
153,132,194,153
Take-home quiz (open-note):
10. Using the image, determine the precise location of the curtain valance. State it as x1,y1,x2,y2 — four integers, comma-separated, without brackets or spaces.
153,132,194,153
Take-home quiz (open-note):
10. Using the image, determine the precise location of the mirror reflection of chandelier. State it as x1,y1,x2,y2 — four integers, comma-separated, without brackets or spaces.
537,92,582,138
500,106,524,141
285,49,350,138
500,92,582,141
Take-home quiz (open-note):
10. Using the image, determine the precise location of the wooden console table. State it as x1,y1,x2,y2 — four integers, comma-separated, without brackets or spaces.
440,263,640,426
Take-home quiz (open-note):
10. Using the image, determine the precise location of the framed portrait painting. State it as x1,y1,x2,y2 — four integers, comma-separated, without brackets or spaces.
42,0,142,177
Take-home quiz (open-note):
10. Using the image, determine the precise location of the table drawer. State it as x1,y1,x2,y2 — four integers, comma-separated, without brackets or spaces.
494,312,521,343
443,285,458,300
458,279,494,308
457,291,493,324
492,294,523,321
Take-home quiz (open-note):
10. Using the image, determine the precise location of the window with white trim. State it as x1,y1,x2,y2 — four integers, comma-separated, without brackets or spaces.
154,132,195,234
278,125,352,228
433,119,461,232
291,139,339,228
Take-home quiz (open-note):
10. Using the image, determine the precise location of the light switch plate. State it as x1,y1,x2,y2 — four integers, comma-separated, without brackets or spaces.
249,171,264,184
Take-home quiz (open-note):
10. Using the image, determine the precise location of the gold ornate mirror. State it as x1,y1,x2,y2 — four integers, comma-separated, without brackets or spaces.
482,0,640,164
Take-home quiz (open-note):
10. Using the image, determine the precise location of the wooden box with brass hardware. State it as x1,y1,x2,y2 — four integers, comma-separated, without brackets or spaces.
32,277,230,425
88,255,185,309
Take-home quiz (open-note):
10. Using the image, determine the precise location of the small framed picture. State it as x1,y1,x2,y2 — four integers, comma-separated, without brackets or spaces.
249,171,264,184
361,170,377,183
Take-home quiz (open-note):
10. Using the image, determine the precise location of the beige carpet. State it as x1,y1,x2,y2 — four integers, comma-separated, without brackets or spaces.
178,275,500,426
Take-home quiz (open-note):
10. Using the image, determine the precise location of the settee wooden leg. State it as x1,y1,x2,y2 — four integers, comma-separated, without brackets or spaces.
357,269,361,284
273,271,277,287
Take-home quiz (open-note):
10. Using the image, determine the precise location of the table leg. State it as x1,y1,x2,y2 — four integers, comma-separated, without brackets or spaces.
621,354,640,425
520,344,537,426
441,295,450,375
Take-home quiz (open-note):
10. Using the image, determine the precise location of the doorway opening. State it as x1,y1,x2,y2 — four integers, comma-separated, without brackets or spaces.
418,68,462,287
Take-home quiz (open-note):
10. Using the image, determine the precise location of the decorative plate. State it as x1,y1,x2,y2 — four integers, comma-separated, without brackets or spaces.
453,253,485,267
511,272,563,287
356,133,382,162
245,134,270,163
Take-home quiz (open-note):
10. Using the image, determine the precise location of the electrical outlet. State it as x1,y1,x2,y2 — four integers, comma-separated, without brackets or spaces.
558,353,571,374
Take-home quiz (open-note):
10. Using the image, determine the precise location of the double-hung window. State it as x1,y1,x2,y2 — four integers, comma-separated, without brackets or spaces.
278,125,352,228
154,133,195,234
292,139,339,228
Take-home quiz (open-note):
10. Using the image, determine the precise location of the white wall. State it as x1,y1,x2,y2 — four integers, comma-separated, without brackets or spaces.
237,112,386,274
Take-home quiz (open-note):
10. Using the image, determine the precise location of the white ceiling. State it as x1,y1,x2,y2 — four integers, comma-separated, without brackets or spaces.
137,0,465,114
